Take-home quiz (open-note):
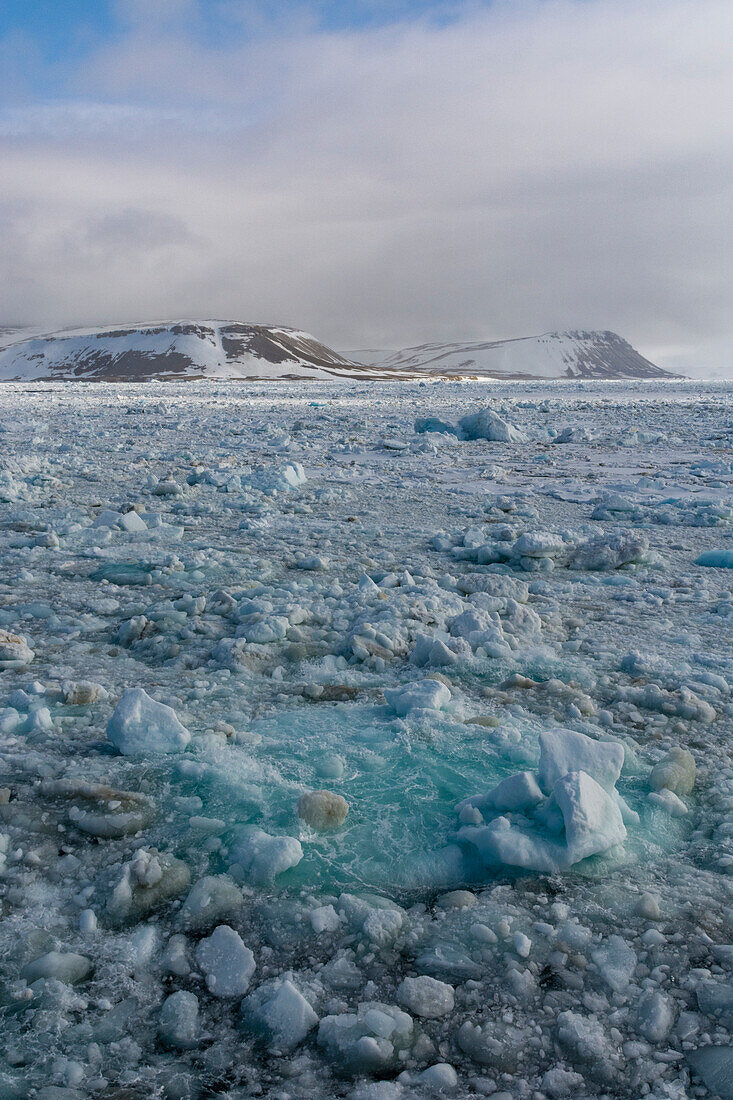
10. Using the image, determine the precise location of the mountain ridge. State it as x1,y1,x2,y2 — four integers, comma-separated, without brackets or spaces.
348,330,674,380
0,321,676,381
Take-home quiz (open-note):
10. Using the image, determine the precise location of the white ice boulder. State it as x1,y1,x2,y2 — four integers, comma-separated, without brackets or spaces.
228,827,303,884
298,789,349,830
458,770,626,874
417,1063,459,1090
159,990,200,1049
555,1010,614,1066
634,989,675,1041
457,771,544,817
195,925,255,998
554,771,627,864
591,935,637,993
458,410,526,444
120,510,147,533
384,679,451,717
0,630,34,670
538,728,624,794
363,907,404,946
512,532,566,559
242,978,319,1051
397,975,454,1018
177,875,242,931
649,748,695,796
310,904,341,933
318,1002,414,1074
21,950,91,985
92,509,125,528
539,1067,585,1096
280,461,307,488
162,934,191,977
106,688,190,755
449,608,494,638
460,815,566,874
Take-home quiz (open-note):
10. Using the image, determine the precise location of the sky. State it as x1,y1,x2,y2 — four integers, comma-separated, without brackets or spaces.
0,0,731,375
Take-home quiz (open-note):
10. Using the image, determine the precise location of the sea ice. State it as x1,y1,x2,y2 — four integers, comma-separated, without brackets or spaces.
458,409,526,443
159,991,200,1049
106,688,191,755
0,629,34,669
228,827,303,883
195,925,256,997
242,978,319,1051
1,378,729,1098
396,975,454,1017
383,678,451,716
318,1002,414,1074
457,729,628,873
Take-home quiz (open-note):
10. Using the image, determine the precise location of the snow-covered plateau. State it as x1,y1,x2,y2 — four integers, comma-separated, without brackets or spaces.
0,377,731,1099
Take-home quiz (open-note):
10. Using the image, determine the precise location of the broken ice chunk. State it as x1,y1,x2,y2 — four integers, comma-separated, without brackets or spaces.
538,728,624,794
195,925,255,998
0,630,34,670
318,1002,414,1074
177,875,242,931
119,509,147,533
458,770,626,874
457,771,544,817
106,688,191,755
553,771,627,864
697,549,733,568
634,989,675,1041
159,991,200,1049
591,935,637,993
384,679,451,717
649,748,696,795
242,978,319,1051
20,951,91,985
227,827,303,884
397,975,454,1018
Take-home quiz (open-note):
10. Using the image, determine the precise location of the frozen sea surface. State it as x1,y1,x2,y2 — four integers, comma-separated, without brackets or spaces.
0,378,732,1098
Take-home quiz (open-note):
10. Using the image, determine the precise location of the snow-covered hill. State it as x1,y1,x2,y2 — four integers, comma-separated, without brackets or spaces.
0,320,389,382
350,330,675,379
0,323,676,381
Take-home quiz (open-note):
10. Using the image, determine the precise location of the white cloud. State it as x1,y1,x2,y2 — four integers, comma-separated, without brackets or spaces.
0,0,731,373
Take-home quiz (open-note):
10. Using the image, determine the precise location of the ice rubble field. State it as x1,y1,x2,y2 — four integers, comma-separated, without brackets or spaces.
0,379,732,1100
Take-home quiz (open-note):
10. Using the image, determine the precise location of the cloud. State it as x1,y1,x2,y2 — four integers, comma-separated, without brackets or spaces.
0,0,731,373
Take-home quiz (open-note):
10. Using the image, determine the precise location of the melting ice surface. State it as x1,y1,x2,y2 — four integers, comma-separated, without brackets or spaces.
176,700,687,897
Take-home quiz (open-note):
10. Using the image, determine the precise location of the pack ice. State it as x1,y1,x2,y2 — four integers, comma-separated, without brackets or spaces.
0,377,731,1100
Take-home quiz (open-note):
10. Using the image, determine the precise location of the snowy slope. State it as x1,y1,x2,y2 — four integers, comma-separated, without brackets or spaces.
0,320,391,382
0,326,40,352
0,323,676,382
350,330,675,379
